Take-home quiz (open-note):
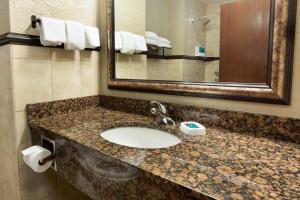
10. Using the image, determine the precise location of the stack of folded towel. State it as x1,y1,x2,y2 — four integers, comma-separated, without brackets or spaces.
39,17,101,50
145,31,172,49
115,31,148,54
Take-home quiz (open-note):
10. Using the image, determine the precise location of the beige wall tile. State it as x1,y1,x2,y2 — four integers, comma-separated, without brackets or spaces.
13,59,52,111
19,162,56,200
0,88,14,111
9,0,99,34
51,49,80,61
183,60,205,82
0,58,13,89
81,60,101,96
0,58,13,110
158,60,183,81
0,108,20,200
188,0,207,55
52,61,82,100
147,59,159,80
0,151,20,200
115,55,134,79
0,108,16,157
115,0,145,35
131,55,147,79
0,45,12,59
116,54,147,79
205,61,219,82
12,46,51,60
0,0,10,34
15,111,32,162
80,51,100,62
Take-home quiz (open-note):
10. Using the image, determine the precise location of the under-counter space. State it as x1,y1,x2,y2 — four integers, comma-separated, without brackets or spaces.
28,107,300,200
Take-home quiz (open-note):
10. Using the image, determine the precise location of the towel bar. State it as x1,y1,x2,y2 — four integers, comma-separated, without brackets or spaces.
31,15,41,29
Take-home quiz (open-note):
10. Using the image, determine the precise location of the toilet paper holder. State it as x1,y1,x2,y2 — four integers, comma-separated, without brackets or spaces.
39,154,55,166
41,135,57,170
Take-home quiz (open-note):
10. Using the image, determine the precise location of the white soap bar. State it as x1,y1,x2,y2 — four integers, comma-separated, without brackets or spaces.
180,122,206,136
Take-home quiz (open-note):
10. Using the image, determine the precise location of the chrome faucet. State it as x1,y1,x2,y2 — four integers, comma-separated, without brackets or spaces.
150,101,176,126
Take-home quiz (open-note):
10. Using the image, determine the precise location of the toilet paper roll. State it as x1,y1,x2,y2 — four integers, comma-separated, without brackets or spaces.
22,146,53,173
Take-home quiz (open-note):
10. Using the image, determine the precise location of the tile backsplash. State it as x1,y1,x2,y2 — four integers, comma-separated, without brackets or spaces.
99,95,300,143
26,95,300,143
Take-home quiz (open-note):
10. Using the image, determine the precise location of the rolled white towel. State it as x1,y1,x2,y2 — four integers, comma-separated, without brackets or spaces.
146,38,160,47
120,31,136,54
84,26,100,49
115,32,122,50
146,31,158,39
157,37,171,45
158,42,172,49
39,17,66,46
135,34,147,52
146,38,171,49
65,20,85,50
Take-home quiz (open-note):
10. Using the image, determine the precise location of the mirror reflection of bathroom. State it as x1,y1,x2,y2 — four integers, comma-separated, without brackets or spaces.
115,0,271,84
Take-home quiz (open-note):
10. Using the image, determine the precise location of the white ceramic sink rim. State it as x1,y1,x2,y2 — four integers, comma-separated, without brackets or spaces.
100,127,181,149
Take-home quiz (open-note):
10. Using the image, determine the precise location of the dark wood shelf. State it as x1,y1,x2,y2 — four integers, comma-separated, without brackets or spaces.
115,51,219,62
0,32,101,51
147,54,219,62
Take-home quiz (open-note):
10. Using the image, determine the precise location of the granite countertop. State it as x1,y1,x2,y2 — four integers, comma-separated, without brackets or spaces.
28,107,300,200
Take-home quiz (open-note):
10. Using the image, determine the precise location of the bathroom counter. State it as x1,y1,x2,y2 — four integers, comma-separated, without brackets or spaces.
28,107,300,200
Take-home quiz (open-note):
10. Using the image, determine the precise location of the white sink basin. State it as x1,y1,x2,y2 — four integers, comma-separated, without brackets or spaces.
100,127,181,149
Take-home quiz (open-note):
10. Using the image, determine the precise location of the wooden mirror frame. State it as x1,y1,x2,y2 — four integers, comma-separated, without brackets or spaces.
107,0,296,105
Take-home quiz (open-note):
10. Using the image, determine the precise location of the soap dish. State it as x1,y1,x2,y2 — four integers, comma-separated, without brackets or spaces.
180,122,206,136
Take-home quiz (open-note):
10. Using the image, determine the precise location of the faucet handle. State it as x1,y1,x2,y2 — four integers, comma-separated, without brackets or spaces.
150,101,167,114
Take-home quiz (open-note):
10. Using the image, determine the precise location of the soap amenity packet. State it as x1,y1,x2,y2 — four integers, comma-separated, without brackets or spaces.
180,122,206,136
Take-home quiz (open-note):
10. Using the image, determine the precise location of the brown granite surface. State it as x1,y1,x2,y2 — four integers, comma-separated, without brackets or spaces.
99,96,300,143
28,107,300,200
26,95,100,121
49,134,210,200
27,95,300,143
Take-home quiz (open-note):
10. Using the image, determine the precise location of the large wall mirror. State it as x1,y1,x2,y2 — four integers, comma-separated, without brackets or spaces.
107,0,296,104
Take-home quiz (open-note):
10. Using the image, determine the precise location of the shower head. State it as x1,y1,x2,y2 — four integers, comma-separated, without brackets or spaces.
189,16,211,25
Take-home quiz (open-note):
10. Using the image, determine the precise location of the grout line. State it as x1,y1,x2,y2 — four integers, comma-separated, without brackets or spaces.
80,58,83,97
50,48,54,101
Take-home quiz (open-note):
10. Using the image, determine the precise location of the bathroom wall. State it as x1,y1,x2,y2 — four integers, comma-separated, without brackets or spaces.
0,45,21,200
115,0,145,35
116,0,208,81
0,0,10,34
146,0,168,38
114,0,147,80
187,0,207,56
100,0,300,119
115,54,147,79
9,0,99,35
146,59,205,82
0,0,101,200
13,46,100,200
205,2,221,58
146,0,207,56
145,0,188,55
162,0,187,55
